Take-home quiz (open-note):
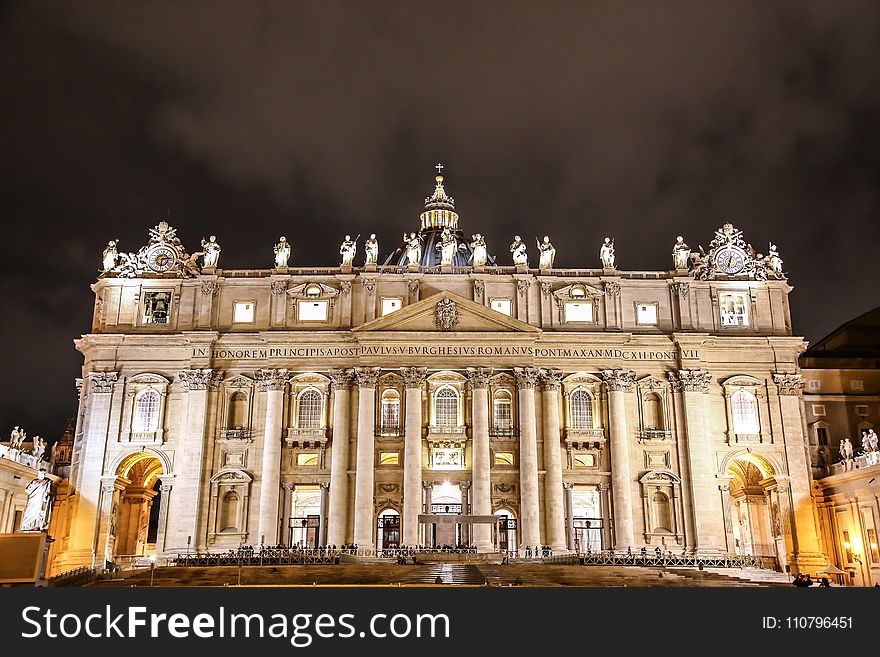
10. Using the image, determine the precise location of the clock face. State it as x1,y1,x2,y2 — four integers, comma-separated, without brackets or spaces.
146,245,177,272
714,247,746,275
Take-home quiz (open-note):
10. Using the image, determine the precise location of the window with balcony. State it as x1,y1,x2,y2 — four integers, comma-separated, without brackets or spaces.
719,292,749,327
434,386,460,429
380,389,400,434
493,390,513,435
297,389,323,429
569,389,594,429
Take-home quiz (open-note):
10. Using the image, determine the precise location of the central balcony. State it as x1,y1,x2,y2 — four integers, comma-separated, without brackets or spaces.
564,427,606,450
285,427,328,448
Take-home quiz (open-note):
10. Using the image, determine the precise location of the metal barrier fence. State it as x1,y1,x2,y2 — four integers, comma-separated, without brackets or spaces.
543,552,773,569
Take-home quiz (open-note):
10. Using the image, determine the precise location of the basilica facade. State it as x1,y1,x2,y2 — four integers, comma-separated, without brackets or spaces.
56,172,826,574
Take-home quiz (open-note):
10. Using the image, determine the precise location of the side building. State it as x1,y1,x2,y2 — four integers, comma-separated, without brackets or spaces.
58,172,825,574
801,306,880,585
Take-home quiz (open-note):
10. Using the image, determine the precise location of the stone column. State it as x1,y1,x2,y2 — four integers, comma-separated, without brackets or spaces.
773,374,825,571
352,367,380,550
66,372,117,567
601,369,636,551
327,369,352,547
280,483,293,546
165,369,223,551
155,477,174,554
256,368,290,545
459,481,472,545
318,482,329,546
401,367,427,547
540,368,567,552
563,483,575,551
598,483,612,550
515,367,541,555
467,367,494,552
668,369,726,555
422,481,433,546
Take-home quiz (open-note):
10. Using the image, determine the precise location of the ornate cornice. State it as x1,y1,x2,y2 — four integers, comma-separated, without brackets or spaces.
773,373,804,396
255,368,291,391
178,368,224,392
88,371,118,395
667,369,712,393
514,367,540,389
354,367,380,389
401,367,428,389
601,369,636,392
539,368,564,390
328,368,353,391
466,367,492,389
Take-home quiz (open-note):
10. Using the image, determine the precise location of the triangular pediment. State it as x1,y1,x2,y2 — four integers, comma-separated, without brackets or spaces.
354,291,541,333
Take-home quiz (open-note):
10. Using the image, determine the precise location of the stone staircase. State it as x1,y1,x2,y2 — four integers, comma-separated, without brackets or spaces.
84,563,789,588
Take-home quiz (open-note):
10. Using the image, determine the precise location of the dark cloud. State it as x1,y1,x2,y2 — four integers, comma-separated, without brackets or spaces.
2,1,879,436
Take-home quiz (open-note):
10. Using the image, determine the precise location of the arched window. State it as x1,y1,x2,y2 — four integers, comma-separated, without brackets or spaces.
297,389,323,429
652,491,672,532
643,392,663,430
381,390,400,431
227,392,248,429
570,389,593,429
133,390,160,433
731,390,759,434
493,390,512,431
220,491,240,532
434,387,460,427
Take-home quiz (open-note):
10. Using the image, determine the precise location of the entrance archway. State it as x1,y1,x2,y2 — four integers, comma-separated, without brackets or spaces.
376,508,400,552
113,452,164,557
725,453,786,570
428,482,462,548
494,509,518,554
289,485,321,548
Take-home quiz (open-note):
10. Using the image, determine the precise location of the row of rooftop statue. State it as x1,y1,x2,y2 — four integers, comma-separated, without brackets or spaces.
4,426,47,459
101,229,784,274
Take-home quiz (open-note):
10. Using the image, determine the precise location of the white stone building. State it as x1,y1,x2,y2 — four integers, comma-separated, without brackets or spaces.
57,172,826,574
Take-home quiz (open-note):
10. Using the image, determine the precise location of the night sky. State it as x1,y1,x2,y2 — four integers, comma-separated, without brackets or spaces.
2,1,879,439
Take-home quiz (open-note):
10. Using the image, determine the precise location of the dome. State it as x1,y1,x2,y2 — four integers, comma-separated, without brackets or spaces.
383,167,496,268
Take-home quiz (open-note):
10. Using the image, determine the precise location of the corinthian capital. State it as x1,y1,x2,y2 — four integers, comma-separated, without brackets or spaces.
401,367,428,389
514,367,540,389
539,368,564,390
328,368,353,391
88,371,118,394
667,369,712,393
256,368,291,391
354,367,380,389
601,369,636,392
466,367,492,389
179,368,224,391
773,373,804,396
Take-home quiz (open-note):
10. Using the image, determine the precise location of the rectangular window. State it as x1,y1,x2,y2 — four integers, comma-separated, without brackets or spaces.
296,453,319,466
807,380,821,391
852,380,865,392
298,300,328,321
494,451,514,466
636,302,658,325
573,453,595,468
233,301,256,323
379,452,399,466
843,530,853,563
564,301,593,323
490,298,512,316
811,404,826,417
855,405,869,417
12,509,22,532
816,427,829,446
380,297,403,316
719,292,749,327
141,291,173,325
